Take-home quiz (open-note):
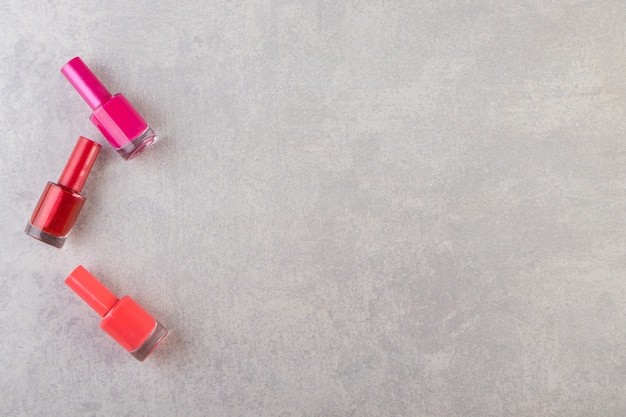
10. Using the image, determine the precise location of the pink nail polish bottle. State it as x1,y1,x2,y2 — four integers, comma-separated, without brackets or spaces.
61,57,157,160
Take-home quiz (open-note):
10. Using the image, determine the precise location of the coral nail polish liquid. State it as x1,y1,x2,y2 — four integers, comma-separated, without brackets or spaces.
61,56,157,160
25,137,101,248
65,265,168,361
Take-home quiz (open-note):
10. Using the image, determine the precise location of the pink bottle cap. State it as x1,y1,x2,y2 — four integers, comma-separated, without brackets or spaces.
61,57,112,110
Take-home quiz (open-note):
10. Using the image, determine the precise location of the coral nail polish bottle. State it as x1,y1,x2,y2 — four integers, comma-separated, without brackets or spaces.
65,265,168,361
61,56,157,160
25,136,101,248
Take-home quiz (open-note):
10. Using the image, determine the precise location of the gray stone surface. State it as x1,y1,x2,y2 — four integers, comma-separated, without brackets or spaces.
1,1,626,416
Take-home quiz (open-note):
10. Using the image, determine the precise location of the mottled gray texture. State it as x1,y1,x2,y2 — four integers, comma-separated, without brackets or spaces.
1,1,626,416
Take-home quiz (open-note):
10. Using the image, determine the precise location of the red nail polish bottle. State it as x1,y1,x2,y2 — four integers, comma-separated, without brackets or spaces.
65,265,168,361
25,137,101,248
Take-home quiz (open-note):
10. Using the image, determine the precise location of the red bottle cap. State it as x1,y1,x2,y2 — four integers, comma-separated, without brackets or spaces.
57,136,101,193
65,265,118,317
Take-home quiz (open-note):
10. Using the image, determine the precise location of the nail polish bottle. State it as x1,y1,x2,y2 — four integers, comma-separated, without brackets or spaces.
25,136,101,248
65,265,168,362
61,56,157,160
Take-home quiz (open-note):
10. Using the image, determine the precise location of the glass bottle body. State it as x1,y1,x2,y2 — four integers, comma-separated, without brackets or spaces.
90,93,157,160
25,182,85,248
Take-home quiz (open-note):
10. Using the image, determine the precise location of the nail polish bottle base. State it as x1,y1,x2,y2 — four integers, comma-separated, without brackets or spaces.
24,223,66,248
117,127,157,161
130,321,168,362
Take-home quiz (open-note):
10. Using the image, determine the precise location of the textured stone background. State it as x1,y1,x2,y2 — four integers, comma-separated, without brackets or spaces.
1,1,626,416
